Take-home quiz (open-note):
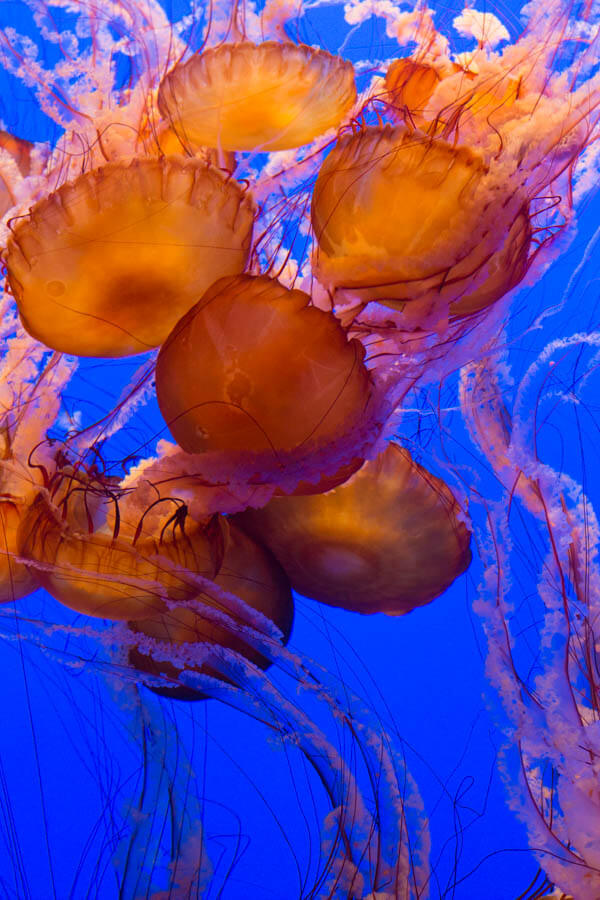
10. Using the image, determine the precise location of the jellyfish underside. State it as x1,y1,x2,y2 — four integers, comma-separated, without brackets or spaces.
5,157,254,357
235,442,472,615
158,41,356,152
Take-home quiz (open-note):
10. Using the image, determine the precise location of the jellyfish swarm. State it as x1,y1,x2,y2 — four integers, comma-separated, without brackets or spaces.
0,0,600,896
0,41,429,893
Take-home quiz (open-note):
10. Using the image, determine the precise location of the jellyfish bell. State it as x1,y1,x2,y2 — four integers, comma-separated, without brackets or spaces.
155,273,378,490
315,31,599,337
128,518,294,701
4,156,255,357
235,441,471,615
311,124,532,327
157,41,356,152
17,474,224,620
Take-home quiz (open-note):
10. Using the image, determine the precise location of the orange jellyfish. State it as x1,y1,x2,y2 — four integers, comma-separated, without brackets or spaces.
4,157,254,357
311,124,531,321
235,441,471,615
384,58,444,126
155,273,375,486
383,56,521,136
128,518,294,700
157,41,356,152
18,474,223,620
0,130,32,220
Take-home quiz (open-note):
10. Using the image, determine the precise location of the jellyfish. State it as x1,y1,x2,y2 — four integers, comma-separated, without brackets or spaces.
236,441,471,614
4,157,255,357
18,469,224,620
384,58,445,126
155,273,379,488
157,40,356,152
311,124,532,323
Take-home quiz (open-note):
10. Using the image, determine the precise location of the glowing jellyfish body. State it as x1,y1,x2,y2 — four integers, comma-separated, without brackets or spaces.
129,519,294,700
158,41,356,151
236,442,471,614
311,125,531,320
155,273,375,485
18,488,222,620
5,157,254,357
